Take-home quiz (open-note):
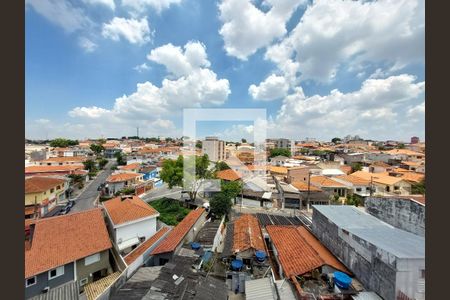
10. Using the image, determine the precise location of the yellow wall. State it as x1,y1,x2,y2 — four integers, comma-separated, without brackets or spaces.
25,185,66,206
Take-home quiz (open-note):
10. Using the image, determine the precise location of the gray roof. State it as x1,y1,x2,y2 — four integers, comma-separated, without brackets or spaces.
312,205,425,259
245,277,276,300
29,281,79,300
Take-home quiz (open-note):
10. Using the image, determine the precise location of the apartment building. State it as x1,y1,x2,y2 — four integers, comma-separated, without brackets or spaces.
201,136,225,162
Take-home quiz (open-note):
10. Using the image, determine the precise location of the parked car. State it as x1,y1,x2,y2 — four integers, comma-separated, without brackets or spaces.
59,206,71,215
66,200,75,209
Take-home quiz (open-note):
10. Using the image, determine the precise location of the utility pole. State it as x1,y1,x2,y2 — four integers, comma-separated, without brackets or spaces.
307,171,311,211
137,127,139,139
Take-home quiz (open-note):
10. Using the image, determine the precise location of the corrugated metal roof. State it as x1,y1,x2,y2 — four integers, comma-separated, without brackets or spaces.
313,205,425,259
29,281,79,300
245,277,276,300
352,291,383,300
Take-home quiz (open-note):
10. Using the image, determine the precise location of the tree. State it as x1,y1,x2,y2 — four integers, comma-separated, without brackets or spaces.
269,148,291,158
90,143,104,155
215,161,230,171
160,154,213,202
351,162,363,172
83,159,97,172
411,178,425,195
68,174,83,184
114,151,126,165
221,180,242,199
98,158,108,169
346,194,362,206
241,138,247,143
49,138,78,147
398,143,406,149
210,192,233,218
331,137,342,144
196,141,202,149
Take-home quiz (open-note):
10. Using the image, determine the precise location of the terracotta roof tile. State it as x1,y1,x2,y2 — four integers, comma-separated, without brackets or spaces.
118,163,141,170
216,169,242,181
103,196,159,226
351,171,406,185
269,166,288,175
40,156,87,163
25,208,112,278
25,164,85,174
151,208,205,255
335,175,370,186
310,176,346,188
339,165,353,175
266,225,350,277
25,176,66,193
291,181,322,192
107,172,142,183
233,214,265,253
123,227,170,265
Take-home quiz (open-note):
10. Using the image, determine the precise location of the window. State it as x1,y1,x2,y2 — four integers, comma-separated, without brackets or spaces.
421,269,425,279
85,253,101,266
394,186,399,190
48,266,64,280
80,278,89,286
50,188,55,193
356,188,362,192
25,276,36,287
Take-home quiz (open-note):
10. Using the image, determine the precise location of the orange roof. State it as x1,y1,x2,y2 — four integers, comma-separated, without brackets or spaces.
151,208,205,255
233,214,265,253
339,165,353,174
370,161,391,168
401,161,423,167
396,172,424,184
291,181,322,192
124,227,170,265
309,176,346,188
118,163,141,170
103,196,159,225
351,171,406,185
25,164,85,174
25,208,112,278
269,166,288,175
216,169,242,181
25,176,66,194
107,172,142,183
384,149,424,156
40,156,87,163
335,175,370,186
266,225,350,277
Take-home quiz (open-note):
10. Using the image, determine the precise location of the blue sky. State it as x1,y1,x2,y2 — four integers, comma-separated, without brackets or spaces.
25,0,425,142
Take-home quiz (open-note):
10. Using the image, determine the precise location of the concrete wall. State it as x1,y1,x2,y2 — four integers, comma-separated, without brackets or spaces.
365,197,425,237
76,250,112,288
115,217,158,246
25,262,75,299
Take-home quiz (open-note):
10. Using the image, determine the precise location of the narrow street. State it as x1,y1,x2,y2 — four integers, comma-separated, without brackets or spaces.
70,160,115,213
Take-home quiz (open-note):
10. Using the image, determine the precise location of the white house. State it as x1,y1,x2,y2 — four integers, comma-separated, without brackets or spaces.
105,172,144,196
102,195,160,255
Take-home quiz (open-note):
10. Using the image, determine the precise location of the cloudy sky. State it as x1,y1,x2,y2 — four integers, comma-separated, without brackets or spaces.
25,0,424,142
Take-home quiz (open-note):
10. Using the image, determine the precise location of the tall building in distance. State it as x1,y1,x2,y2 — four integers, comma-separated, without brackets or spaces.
202,136,225,162
411,136,420,144
275,138,291,149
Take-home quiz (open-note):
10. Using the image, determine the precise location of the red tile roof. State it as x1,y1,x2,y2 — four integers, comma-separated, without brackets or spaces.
151,208,205,255
310,176,346,188
124,227,170,265
40,156,87,163
339,165,353,175
335,174,370,186
233,214,265,253
266,225,350,277
107,172,142,183
25,208,112,278
103,196,159,226
25,164,85,174
216,169,242,181
118,163,141,171
291,181,322,192
25,176,66,193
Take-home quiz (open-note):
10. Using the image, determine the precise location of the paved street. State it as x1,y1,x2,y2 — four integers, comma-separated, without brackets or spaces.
141,183,182,201
71,160,115,213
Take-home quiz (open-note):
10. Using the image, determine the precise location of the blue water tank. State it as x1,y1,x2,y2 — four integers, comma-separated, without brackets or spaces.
255,250,266,262
231,259,243,271
191,242,201,250
333,271,352,289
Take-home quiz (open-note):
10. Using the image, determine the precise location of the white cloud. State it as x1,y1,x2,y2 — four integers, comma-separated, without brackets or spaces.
36,118,50,124
266,0,424,83
102,17,152,45
249,74,289,101
407,102,425,118
133,63,150,72
121,0,182,13
218,0,305,60
270,74,425,140
26,0,92,33
67,41,230,134
78,37,98,53
82,0,115,10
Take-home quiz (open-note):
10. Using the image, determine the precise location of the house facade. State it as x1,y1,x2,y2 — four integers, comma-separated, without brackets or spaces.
105,172,144,196
25,177,68,216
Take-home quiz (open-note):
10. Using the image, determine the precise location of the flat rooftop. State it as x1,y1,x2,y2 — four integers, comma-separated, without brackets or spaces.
312,205,425,259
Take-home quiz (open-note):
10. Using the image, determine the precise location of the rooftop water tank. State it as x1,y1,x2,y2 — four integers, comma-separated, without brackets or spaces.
231,259,243,271
333,271,352,289
191,242,201,250
255,250,266,262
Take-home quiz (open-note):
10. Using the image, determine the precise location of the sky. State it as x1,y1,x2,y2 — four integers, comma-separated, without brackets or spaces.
25,0,425,142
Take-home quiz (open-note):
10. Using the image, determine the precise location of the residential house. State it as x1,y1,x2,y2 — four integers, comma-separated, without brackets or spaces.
312,205,425,300
216,169,242,181
291,181,330,207
383,149,425,162
150,208,206,265
367,161,393,173
105,172,144,196
25,176,68,216
351,171,412,195
117,162,141,173
102,195,160,255
35,156,87,166
399,161,425,173
333,174,371,197
309,175,350,198
25,164,86,177
270,155,289,166
266,225,351,298
340,152,365,164
25,208,113,299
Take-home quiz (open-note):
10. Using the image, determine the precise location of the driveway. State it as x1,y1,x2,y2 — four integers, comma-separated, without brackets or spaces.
70,160,116,213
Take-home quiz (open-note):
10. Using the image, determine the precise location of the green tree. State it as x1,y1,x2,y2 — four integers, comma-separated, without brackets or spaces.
331,137,342,144
160,154,212,202
210,192,233,217
90,143,105,155
351,162,363,172
215,161,230,171
114,151,126,165
269,148,291,158
411,178,425,195
221,180,242,199
68,174,83,184
98,158,108,169
398,143,406,149
83,159,97,172
241,138,247,143
49,138,79,147
346,194,362,206
196,141,202,149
